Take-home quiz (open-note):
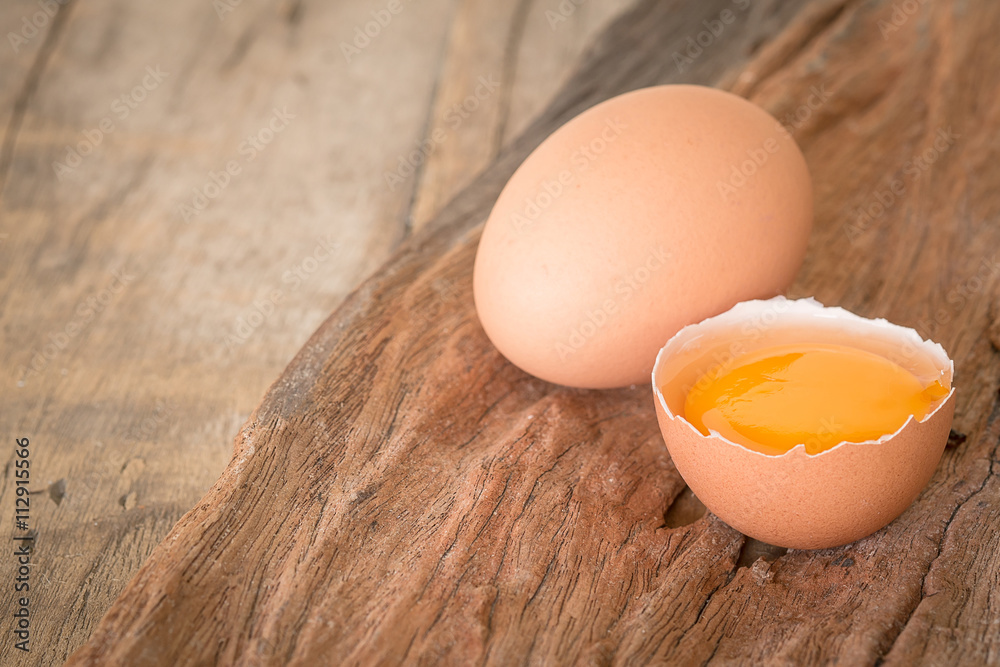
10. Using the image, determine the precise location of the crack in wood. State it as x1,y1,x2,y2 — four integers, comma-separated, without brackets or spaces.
656,574,729,660
398,0,467,244
735,0,852,100
946,429,968,449
491,0,534,152
284,0,304,26
662,486,707,529
734,537,787,571
0,0,77,196
878,387,1000,663
220,22,260,72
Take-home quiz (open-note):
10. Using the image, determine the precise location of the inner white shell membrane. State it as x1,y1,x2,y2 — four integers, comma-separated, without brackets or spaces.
652,297,955,454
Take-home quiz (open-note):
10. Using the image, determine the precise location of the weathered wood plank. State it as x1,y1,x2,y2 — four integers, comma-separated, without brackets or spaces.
59,0,983,662
0,0,66,194
0,0,644,664
0,0,648,663
7,0,1000,664
70,0,1000,662
407,0,636,230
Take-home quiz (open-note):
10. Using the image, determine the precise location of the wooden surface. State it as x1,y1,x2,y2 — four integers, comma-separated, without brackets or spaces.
0,0,634,664
5,0,1000,664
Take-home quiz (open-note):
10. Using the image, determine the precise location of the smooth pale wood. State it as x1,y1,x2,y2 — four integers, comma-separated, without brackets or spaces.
60,0,1000,664
0,0,640,664
0,0,63,194
407,0,636,231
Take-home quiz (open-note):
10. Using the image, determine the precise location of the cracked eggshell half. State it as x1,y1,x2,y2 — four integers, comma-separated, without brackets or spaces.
651,297,956,550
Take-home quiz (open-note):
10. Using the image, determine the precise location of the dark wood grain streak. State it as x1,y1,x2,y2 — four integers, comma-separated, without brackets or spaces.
67,0,1000,664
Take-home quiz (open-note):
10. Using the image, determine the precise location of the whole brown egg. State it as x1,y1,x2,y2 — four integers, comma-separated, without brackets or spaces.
473,85,813,388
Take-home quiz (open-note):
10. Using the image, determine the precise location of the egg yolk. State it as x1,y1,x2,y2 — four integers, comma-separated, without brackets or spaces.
682,344,949,455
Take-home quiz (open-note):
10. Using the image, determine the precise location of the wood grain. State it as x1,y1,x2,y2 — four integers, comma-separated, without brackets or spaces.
10,0,1000,663
68,0,1000,663
406,0,635,231
0,0,640,664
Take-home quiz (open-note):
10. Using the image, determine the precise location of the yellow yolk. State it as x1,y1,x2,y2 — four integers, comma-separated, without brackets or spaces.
682,344,949,455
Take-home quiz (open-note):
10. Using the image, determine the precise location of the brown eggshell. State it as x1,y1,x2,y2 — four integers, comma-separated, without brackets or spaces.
651,297,956,550
653,391,955,550
473,85,812,389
